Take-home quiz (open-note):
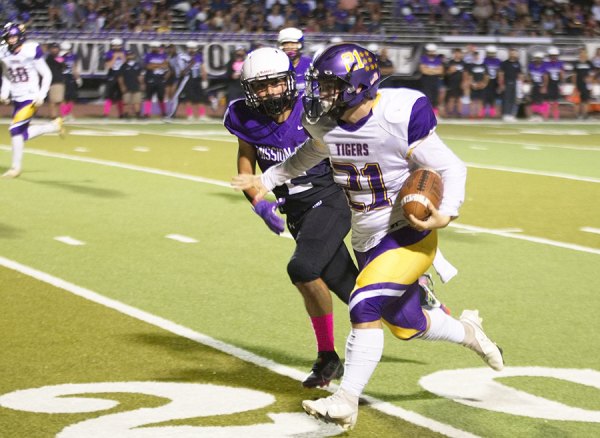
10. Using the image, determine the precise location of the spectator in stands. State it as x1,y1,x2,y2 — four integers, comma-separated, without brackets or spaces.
103,38,126,118
572,48,594,120
142,42,170,118
483,45,501,118
472,0,494,33
544,46,564,120
59,42,82,121
444,48,466,118
419,43,444,116
118,50,144,119
498,47,522,122
225,45,246,103
266,2,285,31
466,50,488,119
46,42,65,119
278,27,311,92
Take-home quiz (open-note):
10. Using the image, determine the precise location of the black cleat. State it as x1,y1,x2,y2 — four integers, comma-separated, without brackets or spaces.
302,351,344,388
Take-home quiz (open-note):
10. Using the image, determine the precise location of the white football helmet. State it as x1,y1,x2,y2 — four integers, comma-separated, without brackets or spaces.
547,46,560,56
241,47,296,117
186,41,198,50
278,27,304,60
110,38,123,47
485,45,497,54
60,41,72,51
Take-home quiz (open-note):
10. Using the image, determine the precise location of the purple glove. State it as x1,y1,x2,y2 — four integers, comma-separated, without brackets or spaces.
253,199,285,234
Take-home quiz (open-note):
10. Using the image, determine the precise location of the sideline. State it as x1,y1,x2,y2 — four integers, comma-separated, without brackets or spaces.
0,256,477,438
2,145,598,255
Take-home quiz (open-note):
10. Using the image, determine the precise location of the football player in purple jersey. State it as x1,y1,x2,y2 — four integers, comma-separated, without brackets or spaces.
0,22,63,178
277,27,312,92
224,47,356,388
544,47,565,121
234,43,504,429
142,41,169,118
59,41,82,121
103,38,126,118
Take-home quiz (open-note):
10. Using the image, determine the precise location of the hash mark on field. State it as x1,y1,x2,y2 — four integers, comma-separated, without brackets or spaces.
74,147,89,153
580,227,600,235
54,236,85,246
133,146,150,152
523,146,541,150
469,146,488,150
165,234,198,243
192,146,210,152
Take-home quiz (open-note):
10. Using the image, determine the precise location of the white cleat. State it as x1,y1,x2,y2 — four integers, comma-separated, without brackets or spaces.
302,388,359,431
52,117,65,138
2,167,21,178
460,309,504,371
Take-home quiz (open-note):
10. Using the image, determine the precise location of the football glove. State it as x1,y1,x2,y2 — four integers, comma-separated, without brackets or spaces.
253,199,285,235
201,80,209,89
76,77,83,87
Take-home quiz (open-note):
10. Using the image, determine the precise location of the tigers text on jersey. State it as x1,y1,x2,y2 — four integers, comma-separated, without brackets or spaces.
0,42,48,101
262,88,467,252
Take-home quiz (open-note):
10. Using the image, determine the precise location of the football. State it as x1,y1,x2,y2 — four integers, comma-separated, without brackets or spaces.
399,168,443,220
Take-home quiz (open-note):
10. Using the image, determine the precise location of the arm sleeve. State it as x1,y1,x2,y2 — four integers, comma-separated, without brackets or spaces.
408,132,467,218
260,138,329,191
1,64,10,100
33,57,52,98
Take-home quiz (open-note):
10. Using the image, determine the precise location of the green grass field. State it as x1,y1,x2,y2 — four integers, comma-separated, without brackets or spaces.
1,119,599,437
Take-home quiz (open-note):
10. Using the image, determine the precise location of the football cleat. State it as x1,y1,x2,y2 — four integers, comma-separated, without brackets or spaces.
52,117,65,138
302,351,344,388
460,309,504,371
2,167,21,178
302,388,359,431
418,273,451,314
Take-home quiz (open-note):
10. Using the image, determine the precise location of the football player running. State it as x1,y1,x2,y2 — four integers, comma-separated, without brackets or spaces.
233,43,504,430
0,22,64,179
224,47,356,388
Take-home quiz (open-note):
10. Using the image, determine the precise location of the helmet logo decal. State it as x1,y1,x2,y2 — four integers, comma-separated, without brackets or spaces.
340,50,376,73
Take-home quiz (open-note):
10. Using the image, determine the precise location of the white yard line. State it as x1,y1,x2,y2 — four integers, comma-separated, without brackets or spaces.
1,145,598,255
54,236,85,246
0,256,477,438
165,234,198,243
581,227,600,235
443,135,600,152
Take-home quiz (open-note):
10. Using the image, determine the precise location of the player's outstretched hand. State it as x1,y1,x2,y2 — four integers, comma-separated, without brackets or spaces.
232,174,269,199
407,201,452,231
253,199,285,234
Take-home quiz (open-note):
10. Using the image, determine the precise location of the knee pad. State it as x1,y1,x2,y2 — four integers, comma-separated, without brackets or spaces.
287,256,319,284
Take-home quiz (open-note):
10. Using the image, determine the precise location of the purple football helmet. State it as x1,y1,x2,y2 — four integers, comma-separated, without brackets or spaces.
2,22,26,53
303,43,380,122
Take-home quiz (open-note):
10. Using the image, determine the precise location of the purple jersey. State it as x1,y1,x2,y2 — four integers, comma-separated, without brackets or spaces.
63,53,77,75
543,60,563,83
294,55,312,91
144,52,168,75
420,55,443,69
105,49,126,72
484,57,501,80
528,62,546,85
224,95,339,211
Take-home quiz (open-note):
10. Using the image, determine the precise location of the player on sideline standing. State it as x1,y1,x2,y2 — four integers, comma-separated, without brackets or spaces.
233,43,504,429
277,27,312,92
0,22,64,179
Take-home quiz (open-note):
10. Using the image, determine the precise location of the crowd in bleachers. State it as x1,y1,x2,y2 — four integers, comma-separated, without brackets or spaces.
3,0,596,37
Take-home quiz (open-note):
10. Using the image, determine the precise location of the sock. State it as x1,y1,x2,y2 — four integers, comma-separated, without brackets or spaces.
68,102,74,115
10,135,24,169
419,307,465,343
143,101,152,116
186,106,193,117
198,106,206,117
310,314,335,352
60,103,68,117
117,101,124,116
158,101,166,116
340,328,384,398
490,107,496,117
553,105,559,120
28,121,59,140
103,99,112,116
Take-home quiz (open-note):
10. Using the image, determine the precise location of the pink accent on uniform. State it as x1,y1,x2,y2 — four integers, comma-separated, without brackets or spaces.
60,103,68,117
490,107,496,117
117,100,124,116
198,106,206,117
143,100,152,116
186,106,194,117
158,101,166,116
311,314,335,352
103,99,112,116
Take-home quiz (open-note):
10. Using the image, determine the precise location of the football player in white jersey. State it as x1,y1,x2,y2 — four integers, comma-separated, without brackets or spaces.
233,43,504,430
0,23,63,178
